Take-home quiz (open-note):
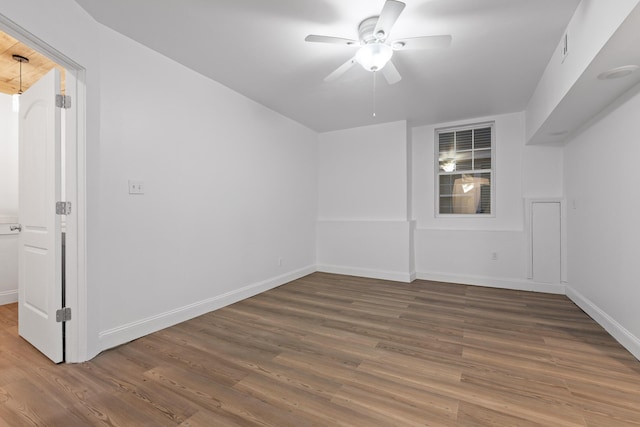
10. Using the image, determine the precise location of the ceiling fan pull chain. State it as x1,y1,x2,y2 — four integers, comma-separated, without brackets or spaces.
373,70,377,118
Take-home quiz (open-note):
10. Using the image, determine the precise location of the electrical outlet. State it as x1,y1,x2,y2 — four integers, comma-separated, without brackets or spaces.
491,252,498,261
278,257,283,267
128,180,144,194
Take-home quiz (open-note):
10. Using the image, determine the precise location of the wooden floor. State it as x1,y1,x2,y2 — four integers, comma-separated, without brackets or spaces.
1,273,640,426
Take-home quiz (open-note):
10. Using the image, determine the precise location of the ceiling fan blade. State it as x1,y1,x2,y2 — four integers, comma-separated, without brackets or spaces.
392,35,452,50
324,57,357,82
374,0,406,41
381,60,402,85
305,35,358,46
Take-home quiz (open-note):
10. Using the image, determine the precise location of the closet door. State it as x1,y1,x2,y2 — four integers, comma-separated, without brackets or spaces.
18,69,63,363
531,201,561,284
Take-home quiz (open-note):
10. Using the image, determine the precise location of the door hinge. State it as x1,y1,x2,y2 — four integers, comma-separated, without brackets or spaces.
56,307,72,322
56,201,72,215
55,94,72,109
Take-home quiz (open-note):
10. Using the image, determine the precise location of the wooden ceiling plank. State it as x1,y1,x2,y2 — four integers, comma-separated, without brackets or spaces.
0,30,64,95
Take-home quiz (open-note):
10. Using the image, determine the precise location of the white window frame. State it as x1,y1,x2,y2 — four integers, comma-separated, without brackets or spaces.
435,122,495,217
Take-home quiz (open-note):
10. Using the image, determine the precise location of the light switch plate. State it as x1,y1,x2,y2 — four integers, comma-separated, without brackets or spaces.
128,180,144,194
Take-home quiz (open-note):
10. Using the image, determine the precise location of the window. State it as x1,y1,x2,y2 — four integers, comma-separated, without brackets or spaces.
436,123,494,215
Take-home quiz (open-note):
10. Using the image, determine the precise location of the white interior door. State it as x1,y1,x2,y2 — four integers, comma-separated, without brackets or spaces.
531,201,561,284
18,69,63,363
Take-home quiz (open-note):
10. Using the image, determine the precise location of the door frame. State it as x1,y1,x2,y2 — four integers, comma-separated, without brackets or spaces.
0,16,87,362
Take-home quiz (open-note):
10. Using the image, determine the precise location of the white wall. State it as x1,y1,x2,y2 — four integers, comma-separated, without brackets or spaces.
317,121,414,282
96,26,318,349
318,121,408,221
0,93,19,304
564,84,640,360
0,93,18,221
412,112,564,293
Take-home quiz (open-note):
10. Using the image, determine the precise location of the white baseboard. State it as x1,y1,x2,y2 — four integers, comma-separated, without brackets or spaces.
0,290,17,306
566,285,640,361
317,264,415,283
98,265,316,351
415,271,566,294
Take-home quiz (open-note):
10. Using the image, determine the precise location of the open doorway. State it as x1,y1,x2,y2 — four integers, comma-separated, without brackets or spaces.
0,30,66,301
0,19,87,363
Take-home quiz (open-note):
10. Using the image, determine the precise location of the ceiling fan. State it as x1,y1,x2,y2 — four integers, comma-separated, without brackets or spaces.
305,0,452,85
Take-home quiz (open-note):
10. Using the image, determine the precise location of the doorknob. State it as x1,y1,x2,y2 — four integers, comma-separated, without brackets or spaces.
9,224,22,232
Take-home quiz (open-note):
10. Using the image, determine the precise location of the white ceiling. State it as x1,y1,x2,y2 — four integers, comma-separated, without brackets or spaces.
73,0,581,133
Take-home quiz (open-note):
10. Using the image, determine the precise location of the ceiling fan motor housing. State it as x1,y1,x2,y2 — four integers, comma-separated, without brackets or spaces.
358,16,382,43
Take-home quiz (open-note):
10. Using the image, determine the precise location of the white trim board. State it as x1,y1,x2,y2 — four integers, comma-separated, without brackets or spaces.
0,290,17,306
98,265,316,351
415,271,566,294
565,285,640,362
317,264,415,283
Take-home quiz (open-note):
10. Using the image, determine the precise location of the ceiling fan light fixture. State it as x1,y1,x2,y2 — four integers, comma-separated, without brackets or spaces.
355,43,393,72
305,0,452,84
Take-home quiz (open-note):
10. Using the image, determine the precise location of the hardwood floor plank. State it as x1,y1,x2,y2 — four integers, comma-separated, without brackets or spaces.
144,365,314,427
0,379,90,426
456,401,549,427
272,351,360,385
331,383,457,427
80,356,201,424
234,372,384,427
458,373,585,425
349,366,460,420
361,354,463,384
566,378,640,412
177,407,252,427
